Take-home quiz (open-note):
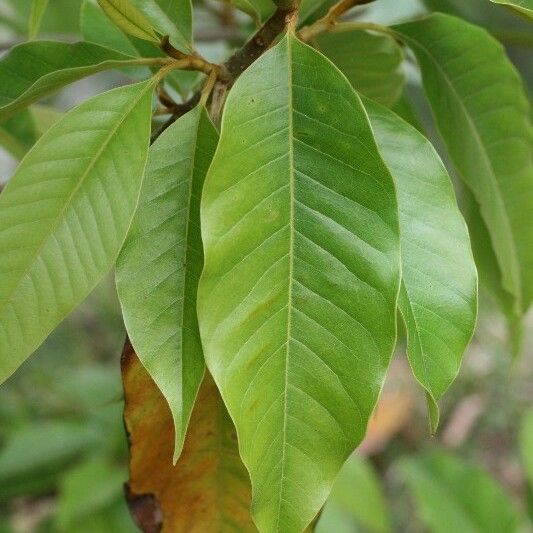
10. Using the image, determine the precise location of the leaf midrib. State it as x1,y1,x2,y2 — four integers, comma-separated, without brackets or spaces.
275,34,294,531
0,80,152,323
401,32,521,303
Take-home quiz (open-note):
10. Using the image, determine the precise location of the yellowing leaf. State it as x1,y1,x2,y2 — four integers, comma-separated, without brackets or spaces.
122,342,256,532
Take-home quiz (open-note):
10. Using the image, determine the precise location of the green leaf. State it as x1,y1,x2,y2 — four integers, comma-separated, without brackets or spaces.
394,14,533,313
116,106,218,461
400,451,521,532
316,454,391,533
152,0,193,46
57,458,126,529
520,408,533,486
0,111,36,159
0,421,100,499
81,0,198,97
28,0,49,39
0,79,154,383
81,0,141,56
491,0,533,19
0,40,164,120
198,34,400,532
129,0,192,51
365,98,478,432
97,0,159,42
316,29,405,107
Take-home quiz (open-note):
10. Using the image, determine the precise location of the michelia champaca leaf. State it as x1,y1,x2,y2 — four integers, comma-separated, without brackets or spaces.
365,98,478,432
129,0,192,51
116,107,218,461
0,79,154,384
97,0,159,43
198,34,400,532
394,14,533,314
316,29,405,107
491,0,533,18
400,452,522,532
28,0,49,39
0,41,164,120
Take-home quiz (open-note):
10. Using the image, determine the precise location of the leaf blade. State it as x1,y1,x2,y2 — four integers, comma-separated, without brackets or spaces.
198,34,400,532
0,40,161,120
28,0,49,39
394,14,533,313
365,98,478,431
116,106,218,460
97,0,159,42
0,79,154,383
316,29,405,107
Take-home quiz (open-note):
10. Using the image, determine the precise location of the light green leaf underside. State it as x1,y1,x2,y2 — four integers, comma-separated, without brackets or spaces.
198,34,400,533
153,0,193,45
491,0,533,18
116,106,218,461
81,0,141,56
28,0,49,39
316,29,405,107
365,98,477,432
129,0,192,52
81,0,199,98
97,0,159,42
400,452,521,533
394,14,533,313
0,79,153,383
316,454,391,533
0,40,156,121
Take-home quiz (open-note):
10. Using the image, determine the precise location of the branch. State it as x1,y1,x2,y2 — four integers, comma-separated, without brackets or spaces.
298,0,375,42
223,4,298,79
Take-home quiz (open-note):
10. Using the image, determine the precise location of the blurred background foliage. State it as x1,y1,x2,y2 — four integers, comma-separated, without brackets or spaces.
0,0,531,531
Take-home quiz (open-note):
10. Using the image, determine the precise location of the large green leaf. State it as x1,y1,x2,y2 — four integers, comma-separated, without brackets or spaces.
400,451,521,532
316,29,405,107
116,106,218,460
394,14,533,313
491,0,533,19
365,98,478,431
0,79,154,383
316,454,391,533
0,40,164,120
28,0,49,38
198,34,400,532
97,0,159,42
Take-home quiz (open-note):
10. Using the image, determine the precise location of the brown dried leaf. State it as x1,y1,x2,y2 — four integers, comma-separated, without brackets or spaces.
122,341,256,532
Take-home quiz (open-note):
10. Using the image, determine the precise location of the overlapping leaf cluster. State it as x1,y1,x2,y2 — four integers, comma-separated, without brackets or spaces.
0,0,531,531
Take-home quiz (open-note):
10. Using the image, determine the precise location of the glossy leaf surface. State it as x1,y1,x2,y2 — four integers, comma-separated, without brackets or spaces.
198,34,400,532
117,107,218,460
122,343,255,532
401,452,521,532
97,0,159,42
316,29,405,106
365,99,477,431
0,79,153,383
0,40,159,120
395,14,533,313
